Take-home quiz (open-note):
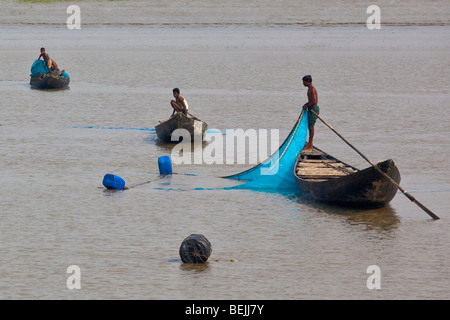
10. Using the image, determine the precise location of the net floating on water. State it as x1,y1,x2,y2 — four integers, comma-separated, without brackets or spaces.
179,234,212,263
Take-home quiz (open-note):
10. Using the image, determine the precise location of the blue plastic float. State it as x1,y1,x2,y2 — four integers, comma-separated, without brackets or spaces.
102,174,126,190
158,156,173,175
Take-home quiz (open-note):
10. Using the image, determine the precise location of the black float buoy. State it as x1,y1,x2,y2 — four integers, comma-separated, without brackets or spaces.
179,234,212,263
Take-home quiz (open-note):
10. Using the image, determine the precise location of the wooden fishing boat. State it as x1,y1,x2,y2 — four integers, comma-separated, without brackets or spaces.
30,71,70,89
294,147,401,207
155,112,208,143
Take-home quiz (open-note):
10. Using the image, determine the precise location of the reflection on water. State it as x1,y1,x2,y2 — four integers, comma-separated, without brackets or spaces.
102,188,127,196
293,195,401,231
342,205,400,231
179,262,212,273
154,137,210,150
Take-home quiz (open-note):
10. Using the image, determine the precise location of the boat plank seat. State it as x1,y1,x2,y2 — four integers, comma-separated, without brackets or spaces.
300,149,325,157
299,175,349,179
296,169,349,176
297,162,349,168
300,159,336,163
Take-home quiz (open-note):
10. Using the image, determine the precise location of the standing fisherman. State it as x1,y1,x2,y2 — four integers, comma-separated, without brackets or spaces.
301,75,319,151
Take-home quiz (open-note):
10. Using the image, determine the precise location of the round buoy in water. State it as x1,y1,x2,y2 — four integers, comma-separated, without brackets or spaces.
102,174,126,190
179,234,212,263
158,155,173,175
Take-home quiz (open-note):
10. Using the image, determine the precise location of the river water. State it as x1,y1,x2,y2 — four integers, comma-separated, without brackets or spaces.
0,0,449,300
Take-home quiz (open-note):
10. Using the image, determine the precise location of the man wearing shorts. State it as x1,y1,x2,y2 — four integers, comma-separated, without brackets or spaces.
301,75,319,151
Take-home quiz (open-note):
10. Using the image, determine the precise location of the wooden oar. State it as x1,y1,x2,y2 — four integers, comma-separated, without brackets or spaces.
309,109,440,220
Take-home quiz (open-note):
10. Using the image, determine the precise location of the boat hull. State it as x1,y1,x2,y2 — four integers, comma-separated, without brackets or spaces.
294,148,401,207
155,112,208,143
30,74,70,89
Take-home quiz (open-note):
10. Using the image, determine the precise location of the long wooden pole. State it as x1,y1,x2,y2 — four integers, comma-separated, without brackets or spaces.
310,110,440,220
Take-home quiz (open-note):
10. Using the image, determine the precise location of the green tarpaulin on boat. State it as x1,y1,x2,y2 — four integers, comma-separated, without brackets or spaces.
224,110,308,190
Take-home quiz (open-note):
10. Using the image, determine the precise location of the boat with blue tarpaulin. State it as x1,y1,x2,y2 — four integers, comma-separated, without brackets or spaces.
29,59,70,89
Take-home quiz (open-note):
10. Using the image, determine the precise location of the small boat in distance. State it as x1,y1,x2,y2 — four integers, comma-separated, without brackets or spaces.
30,71,70,89
29,60,70,90
294,147,400,207
155,112,208,143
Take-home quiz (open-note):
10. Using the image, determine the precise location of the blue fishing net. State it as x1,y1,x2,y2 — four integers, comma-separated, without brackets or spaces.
224,110,308,190
30,59,49,78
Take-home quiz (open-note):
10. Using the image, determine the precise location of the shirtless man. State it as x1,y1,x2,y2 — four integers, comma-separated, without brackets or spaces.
170,88,189,116
43,53,59,71
301,75,319,151
38,47,46,60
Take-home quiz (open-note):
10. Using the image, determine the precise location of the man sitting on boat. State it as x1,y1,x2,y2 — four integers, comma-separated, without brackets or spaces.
43,53,59,72
170,88,189,116
38,47,46,60
301,75,319,151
